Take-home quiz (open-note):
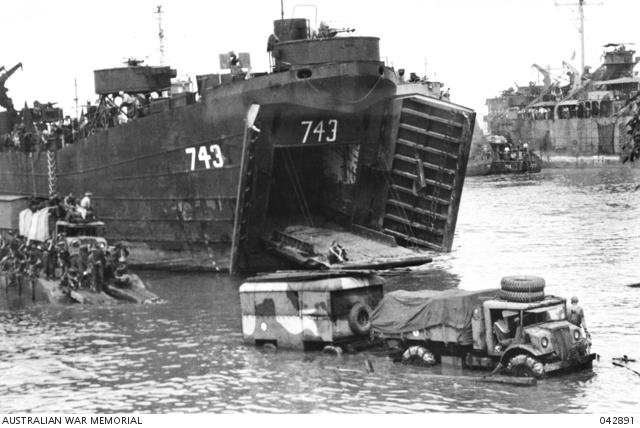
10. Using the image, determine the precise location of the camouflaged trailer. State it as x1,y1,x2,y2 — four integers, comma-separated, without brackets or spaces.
239,270,383,350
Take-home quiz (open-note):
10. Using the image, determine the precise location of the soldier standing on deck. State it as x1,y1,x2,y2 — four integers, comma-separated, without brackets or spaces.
80,192,95,220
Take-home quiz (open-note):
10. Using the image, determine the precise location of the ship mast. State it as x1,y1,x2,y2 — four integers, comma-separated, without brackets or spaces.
555,0,602,72
74,78,79,119
579,0,585,72
156,4,165,65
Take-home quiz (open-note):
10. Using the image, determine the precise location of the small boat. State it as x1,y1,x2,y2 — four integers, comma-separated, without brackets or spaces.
467,135,542,176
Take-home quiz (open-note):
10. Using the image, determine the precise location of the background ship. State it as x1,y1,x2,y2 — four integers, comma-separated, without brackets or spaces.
485,43,639,162
0,15,475,272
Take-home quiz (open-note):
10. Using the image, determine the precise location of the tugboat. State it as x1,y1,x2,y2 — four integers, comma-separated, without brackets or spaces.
467,135,542,176
0,10,476,273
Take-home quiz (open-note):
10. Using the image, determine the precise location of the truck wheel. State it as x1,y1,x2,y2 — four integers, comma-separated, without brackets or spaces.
401,346,436,367
499,289,545,303
506,354,544,378
500,276,545,292
322,345,343,356
348,302,372,336
261,343,277,353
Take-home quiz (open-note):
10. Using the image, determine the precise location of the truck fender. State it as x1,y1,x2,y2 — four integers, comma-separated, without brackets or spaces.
500,344,542,365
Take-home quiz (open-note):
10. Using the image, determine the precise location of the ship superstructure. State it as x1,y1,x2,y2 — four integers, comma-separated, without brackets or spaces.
486,44,639,157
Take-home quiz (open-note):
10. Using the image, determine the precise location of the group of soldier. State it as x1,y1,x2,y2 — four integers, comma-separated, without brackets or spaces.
0,230,130,294
48,191,97,223
0,233,43,290
1,190,129,295
0,114,78,153
54,238,130,294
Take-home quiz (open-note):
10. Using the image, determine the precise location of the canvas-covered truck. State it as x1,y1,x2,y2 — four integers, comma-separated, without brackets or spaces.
371,276,595,378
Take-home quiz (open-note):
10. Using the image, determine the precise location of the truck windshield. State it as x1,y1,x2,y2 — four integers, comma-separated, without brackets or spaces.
58,226,103,237
522,304,566,325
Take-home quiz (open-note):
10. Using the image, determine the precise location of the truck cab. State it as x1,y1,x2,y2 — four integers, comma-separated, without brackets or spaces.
469,295,594,374
55,221,107,256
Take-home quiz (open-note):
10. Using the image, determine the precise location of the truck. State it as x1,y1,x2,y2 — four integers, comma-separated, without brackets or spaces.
53,220,161,304
370,276,595,378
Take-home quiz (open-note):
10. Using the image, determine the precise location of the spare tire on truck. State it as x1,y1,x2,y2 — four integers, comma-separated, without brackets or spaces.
348,302,372,336
500,276,545,293
499,289,545,303
499,275,545,303
401,345,436,367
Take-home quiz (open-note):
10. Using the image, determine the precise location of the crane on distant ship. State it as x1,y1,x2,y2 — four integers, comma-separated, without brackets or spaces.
0,62,23,111
531,64,553,89
562,60,581,90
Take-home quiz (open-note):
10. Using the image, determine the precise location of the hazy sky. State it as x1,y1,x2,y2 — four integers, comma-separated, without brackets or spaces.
2,0,640,124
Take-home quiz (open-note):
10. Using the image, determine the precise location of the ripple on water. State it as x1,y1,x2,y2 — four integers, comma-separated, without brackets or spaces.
1,167,640,413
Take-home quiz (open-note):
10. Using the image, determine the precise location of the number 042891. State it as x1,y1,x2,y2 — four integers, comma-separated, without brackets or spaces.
599,417,634,424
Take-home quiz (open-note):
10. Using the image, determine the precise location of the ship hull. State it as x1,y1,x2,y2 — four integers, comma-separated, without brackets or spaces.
0,63,397,271
0,60,475,272
503,116,628,158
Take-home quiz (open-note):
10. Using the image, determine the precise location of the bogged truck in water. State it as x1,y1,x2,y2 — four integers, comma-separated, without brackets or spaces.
370,276,595,378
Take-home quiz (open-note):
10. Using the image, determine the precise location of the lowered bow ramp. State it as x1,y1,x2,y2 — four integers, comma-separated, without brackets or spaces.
380,95,474,251
262,95,474,270
265,225,432,270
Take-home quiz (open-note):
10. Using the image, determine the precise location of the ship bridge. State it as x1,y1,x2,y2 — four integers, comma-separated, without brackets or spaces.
270,18,383,73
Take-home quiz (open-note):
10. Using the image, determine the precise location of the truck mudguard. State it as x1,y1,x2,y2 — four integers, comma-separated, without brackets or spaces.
500,344,544,365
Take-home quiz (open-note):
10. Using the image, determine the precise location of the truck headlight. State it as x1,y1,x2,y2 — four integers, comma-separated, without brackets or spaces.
573,330,581,340
541,337,549,348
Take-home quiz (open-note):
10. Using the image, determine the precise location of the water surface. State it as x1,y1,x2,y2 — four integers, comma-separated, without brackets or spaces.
1,166,639,413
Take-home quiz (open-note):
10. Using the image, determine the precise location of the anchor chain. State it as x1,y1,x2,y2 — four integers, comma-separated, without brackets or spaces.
47,150,57,196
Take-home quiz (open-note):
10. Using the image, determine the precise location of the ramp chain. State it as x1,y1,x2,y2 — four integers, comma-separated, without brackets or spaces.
47,150,57,196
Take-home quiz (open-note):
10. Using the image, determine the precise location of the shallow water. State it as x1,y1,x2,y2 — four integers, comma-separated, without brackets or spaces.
1,166,639,413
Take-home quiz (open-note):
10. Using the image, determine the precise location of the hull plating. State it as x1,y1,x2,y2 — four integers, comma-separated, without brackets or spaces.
0,64,396,271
